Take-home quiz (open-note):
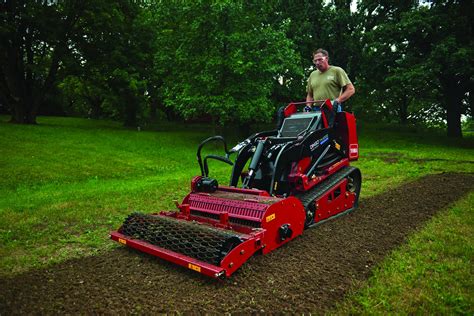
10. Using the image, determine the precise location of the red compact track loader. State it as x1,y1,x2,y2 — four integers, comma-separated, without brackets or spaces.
111,99,361,279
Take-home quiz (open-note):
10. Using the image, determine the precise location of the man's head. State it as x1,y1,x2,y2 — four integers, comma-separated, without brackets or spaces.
313,48,329,72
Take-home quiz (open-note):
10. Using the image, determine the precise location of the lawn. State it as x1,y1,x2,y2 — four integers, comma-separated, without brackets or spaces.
332,192,474,314
1,115,473,312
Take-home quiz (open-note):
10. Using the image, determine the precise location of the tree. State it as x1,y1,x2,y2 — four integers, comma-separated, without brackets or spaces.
268,0,327,103
58,1,156,126
356,0,473,136
426,0,473,137
0,0,88,124
354,0,420,123
156,1,301,125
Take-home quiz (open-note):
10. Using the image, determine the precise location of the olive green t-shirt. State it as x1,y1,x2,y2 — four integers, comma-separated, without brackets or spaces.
306,66,352,101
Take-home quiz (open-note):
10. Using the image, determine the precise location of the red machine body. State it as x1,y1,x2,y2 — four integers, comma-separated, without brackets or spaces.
111,99,361,279
112,185,306,278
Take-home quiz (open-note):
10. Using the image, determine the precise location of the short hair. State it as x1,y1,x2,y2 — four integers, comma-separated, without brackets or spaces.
313,48,329,58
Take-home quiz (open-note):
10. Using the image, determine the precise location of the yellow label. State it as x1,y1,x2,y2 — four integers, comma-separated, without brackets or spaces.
118,238,127,245
266,213,276,222
188,263,201,272
335,142,341,150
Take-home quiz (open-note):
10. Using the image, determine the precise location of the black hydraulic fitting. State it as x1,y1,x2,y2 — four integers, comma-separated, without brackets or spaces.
279,224,293,241
196,177,218,193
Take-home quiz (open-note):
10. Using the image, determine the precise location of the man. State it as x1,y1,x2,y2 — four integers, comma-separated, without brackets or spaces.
306,49,355,112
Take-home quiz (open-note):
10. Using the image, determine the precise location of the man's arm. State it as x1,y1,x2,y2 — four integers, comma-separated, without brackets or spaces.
306,75,314,106
306,91,314,106
336,83,355,103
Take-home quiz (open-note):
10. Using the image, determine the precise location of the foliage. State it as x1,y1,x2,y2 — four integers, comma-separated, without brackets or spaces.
355,1,424,123
0,1,87,123
1,1,472,136
58,1,155,126
355,0,473,137
157,2,301,125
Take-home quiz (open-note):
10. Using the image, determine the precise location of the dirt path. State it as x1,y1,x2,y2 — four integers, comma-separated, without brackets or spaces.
1,173,473,314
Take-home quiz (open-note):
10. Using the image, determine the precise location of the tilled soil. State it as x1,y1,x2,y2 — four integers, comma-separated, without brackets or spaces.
1,172,473,314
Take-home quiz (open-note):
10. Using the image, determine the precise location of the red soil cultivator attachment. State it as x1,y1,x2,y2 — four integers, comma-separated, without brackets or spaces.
111,99,361,279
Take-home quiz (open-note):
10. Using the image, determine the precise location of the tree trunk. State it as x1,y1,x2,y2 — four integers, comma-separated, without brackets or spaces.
124,110,137,127
469,79,473,117
149,97,158,122
8,99,37,124
398,95,409,125
443,78,463,138
238,122,251,138
4,2,38,124
86,95,103,119
124,90,138,127
2,1,84,125
446,96,462,138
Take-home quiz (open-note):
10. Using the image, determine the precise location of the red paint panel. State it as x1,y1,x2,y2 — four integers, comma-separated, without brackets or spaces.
289,158,349,192
314,178,356,222
110,231,225,278
335,112,359,161
260,196,306,254
284,103,297,117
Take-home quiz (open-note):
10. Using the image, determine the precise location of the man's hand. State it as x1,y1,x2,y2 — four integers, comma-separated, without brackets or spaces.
332,99,342,112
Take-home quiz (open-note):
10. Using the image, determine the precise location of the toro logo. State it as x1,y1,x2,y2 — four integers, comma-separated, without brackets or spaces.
310,135,329,151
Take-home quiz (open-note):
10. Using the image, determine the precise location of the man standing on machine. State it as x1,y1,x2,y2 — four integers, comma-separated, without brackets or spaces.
306,48,355,112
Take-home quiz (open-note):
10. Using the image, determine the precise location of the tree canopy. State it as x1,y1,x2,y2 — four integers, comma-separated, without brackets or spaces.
1,0,472,137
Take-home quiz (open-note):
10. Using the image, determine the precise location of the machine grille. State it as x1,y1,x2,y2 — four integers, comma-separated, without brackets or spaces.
190,209,261,228
188,194,267,221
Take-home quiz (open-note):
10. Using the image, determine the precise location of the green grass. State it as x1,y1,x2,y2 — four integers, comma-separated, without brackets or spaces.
0,116,233,275
0,115,473,312
332,192,474,315
352,123,474,197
